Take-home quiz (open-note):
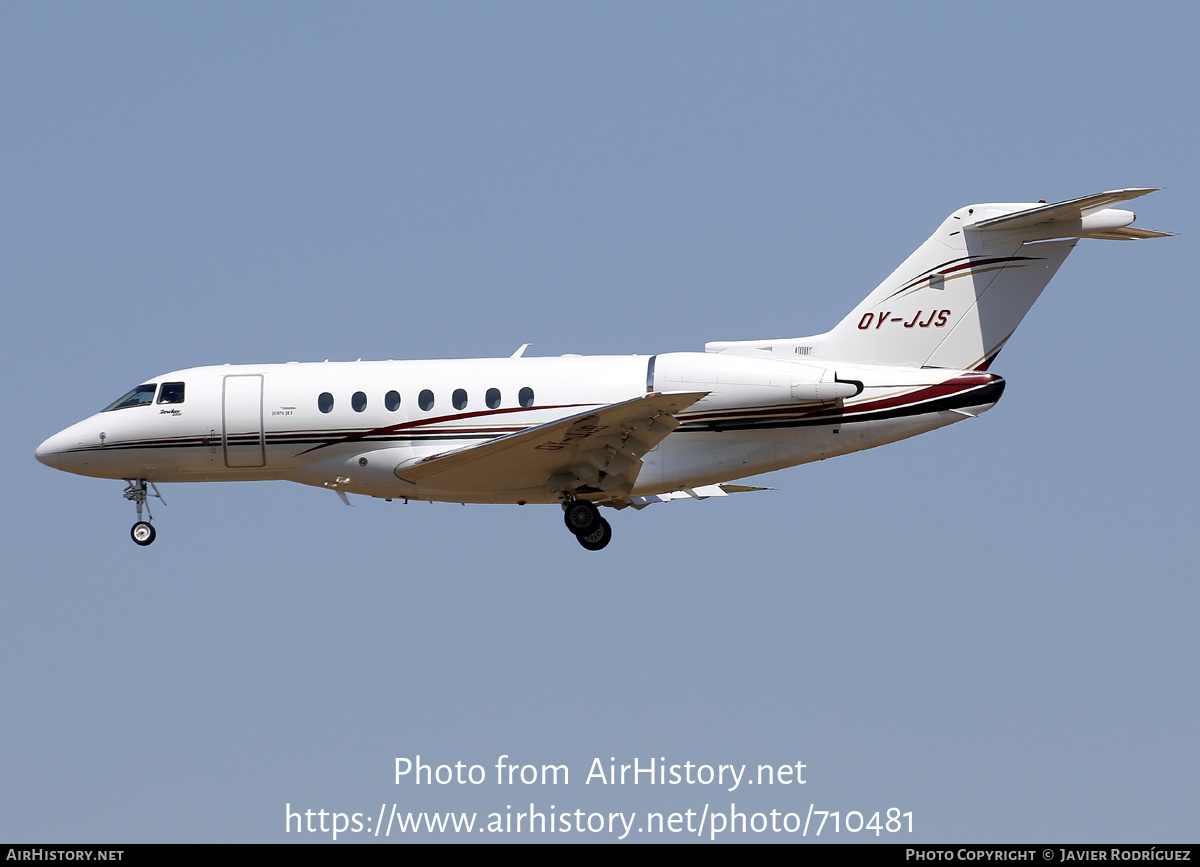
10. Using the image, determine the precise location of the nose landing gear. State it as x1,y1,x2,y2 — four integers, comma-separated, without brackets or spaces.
123,479,164,547
561,497,613,551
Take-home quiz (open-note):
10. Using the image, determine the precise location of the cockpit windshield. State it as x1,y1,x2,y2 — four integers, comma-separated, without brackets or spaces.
102,384,157,412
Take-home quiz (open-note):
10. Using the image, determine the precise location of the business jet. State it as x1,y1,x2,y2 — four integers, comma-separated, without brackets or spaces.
36,188,1168,550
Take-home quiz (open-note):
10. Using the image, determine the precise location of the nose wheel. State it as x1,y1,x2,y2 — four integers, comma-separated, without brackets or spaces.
561,498,613,551
123,479,164,546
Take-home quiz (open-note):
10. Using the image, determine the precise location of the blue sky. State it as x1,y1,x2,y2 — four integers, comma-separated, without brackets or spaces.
3,2,1196,842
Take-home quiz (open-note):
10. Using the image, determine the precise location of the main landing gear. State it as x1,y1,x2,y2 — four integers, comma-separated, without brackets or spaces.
562,498,613,551
123,479,164,547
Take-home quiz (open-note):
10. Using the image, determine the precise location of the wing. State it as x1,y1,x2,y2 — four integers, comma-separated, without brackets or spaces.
393,391,709,496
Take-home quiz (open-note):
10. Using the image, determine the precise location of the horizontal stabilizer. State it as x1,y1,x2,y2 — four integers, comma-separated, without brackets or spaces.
965,188,1170,240
966,188,1158,231
1077,226,1174,241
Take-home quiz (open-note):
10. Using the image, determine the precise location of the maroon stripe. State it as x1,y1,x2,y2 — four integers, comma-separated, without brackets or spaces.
836,373,999,416
883,255,1038,300
676,373,999,428
295,403,591,454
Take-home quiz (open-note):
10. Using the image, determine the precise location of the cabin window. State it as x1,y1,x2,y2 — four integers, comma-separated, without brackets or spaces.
157,382,185,404
485,387,501,409
519,386,535,408
385,390,401,412
352,391,367,412
452,388,468,410
103,384,157,412
318,392,334,413
418,389,435,411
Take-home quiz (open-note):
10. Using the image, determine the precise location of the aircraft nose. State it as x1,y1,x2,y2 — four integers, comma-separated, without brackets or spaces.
36,423,96,472
36,431,67,469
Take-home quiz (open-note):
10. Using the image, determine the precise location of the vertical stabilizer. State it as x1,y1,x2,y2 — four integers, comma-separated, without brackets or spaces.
814,189,1165,370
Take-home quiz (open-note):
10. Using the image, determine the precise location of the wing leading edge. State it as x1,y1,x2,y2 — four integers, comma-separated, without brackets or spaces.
393,391,709,497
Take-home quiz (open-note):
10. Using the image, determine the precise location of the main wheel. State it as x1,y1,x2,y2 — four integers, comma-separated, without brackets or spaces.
563,500,600,535
131,521,156,546
576,517,612,551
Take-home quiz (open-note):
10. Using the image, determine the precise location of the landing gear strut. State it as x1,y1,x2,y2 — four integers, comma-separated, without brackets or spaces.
123,479,164,547
561,497,613,551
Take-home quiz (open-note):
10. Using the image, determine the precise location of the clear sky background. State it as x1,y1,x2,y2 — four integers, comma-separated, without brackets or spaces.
3,2,1196,843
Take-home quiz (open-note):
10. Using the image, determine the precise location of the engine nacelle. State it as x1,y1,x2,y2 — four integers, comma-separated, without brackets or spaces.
652,352,855,411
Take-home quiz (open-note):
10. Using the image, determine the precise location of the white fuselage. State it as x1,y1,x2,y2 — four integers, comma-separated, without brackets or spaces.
36,352,1003,505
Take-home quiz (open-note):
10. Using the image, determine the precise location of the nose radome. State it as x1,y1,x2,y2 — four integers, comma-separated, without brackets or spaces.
36,424,90,470
35,432,63,468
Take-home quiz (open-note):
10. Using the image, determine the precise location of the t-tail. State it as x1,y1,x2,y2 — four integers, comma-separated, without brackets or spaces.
707,188,1169,370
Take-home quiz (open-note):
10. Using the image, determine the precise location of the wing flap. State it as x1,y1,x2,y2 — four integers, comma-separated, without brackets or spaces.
627,483,773,508
393,391,708,494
